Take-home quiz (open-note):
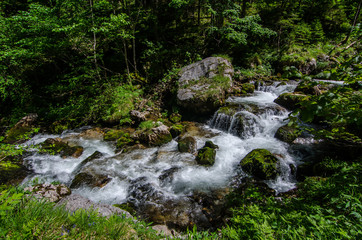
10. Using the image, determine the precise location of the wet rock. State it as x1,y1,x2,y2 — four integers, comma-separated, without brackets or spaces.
275,125,300,143
158,167,180,184
178,136,197,153
177,57,233,115
78,127,104,140
136,124,172,147
70,172,111,189
170,124,185,138
72,151,103,175
25,183,71,202
41,138,83,158
0,155,30,185
274,92,309,110
195,141,218,166
240,149,279,180
3,113,38,143
57,194,132,218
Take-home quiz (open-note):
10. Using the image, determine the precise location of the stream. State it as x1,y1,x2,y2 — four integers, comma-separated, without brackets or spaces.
22,81,308,229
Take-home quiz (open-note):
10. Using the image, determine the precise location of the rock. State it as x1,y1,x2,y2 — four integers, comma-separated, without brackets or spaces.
240,149,279,180
274,92,309,110
104,129,127,141
41,138,84,158
136,124,172,147
275,125,300,143
70,172,111,189
78,128,104,140
25,183,71,202
4,113,38,143
130,110,148,123
195,141,218,166
0,155,29,185
72,151,103,175
152,225,175,237
178,136,197,153
301,58,317,75
170,124,185,138
57,194,132,218
177,57,233,115
169,112,182,123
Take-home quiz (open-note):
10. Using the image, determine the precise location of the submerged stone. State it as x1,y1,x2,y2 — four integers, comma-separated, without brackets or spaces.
240,149,279,180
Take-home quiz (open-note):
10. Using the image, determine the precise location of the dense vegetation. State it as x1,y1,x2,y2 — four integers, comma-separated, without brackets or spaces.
0,0,361,126
0,0,361,239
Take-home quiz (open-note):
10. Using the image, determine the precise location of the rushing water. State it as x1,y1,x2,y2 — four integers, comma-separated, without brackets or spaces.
22,81,303,228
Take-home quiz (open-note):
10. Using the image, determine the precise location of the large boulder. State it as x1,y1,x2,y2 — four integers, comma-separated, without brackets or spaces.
177,57,234,115
240,149,279,180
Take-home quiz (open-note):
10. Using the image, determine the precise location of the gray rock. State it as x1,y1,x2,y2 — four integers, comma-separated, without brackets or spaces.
57,194,133,218
177,57,234,115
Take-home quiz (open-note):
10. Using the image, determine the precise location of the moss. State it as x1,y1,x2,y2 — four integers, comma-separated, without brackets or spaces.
240,83,255,94
152,132,172,146
4,126,34,143
218,105,240,116
138,120,158,130
41,138,83,158
196,147,216,166
104,129,126,141
240,149,279,180
274,92,309,110
170,124,185,138
275,125,300,143
178,136,196,153
169,113,182,123
113,203,136,216
116,133,134,150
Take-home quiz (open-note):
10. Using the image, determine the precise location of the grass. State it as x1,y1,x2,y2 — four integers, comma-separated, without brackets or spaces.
0,187,164,240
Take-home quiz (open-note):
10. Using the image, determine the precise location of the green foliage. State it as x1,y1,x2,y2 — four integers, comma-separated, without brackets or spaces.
222,163,362,239
138,120,159,130
0,187,163,239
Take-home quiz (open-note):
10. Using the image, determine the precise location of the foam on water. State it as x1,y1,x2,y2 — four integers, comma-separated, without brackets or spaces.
23,82,300,205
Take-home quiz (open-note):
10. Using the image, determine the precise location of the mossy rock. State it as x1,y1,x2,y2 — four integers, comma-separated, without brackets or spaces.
240,83,255,94
195,141,218,166
41,138,83,158
113,203,136,216
104,129,126,141
116,133,134,151
170,124,185,138
0,156,29,185
217,105,240,116
178,136,197,153
70,172,111,189
72,151,103,175
274,93,309,110
275,125,300,143
240,149,279,180
136,125,172,147
169,113,182,123
4,126,34,144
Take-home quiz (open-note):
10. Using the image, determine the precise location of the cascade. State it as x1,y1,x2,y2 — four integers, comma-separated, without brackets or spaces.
22,81,302,229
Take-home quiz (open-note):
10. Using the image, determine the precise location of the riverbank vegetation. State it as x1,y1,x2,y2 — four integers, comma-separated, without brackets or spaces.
1,0,361,239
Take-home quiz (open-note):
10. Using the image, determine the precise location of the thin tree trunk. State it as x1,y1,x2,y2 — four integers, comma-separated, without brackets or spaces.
89,0,101,80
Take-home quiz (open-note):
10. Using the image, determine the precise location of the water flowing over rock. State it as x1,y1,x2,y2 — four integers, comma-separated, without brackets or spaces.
177,57,234,115
22,80,311,229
